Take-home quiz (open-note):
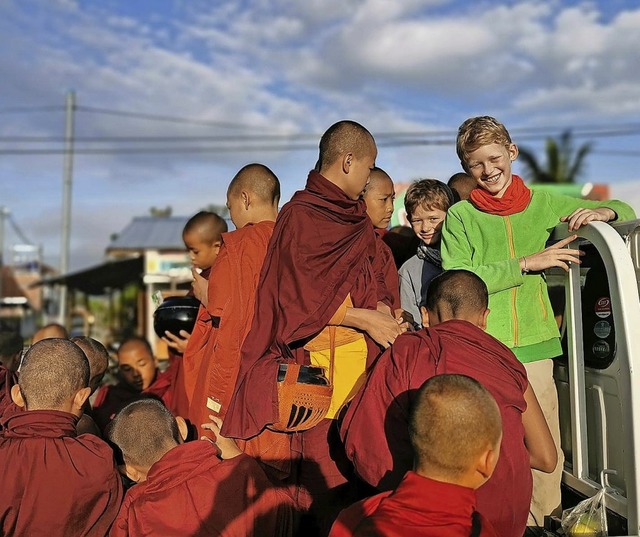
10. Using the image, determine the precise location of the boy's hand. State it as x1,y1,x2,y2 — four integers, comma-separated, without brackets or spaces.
191,268,208,307
201,415,243,459
346,308,408,348
162,330,190,354
395,309,415,330
522,235,582,273
561,207,616,231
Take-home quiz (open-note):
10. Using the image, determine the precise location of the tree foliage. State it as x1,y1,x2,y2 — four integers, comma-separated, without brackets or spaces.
518,130,592,184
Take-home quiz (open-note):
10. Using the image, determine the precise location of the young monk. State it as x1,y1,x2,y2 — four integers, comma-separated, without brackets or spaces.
223,120,407,535
340,270,557,537
163,211,228,354
109,399,293,537
93,336,174,432
442,115,636,523
71,336,110,436
0,338,123,536
362,166,406,321
332,374,502,537
178,163,280,437
32,322,68,343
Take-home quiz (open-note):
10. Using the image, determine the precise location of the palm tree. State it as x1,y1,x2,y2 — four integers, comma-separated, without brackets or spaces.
518,130,592,184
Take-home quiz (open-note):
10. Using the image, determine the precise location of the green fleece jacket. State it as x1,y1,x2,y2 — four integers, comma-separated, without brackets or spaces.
441,190,635,362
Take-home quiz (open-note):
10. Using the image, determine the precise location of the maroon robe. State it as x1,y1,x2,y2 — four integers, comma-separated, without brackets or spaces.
375,229,400,311
340,320,531,537
110,440,294,537
92,367,174,433
329,472,499,537
223,171,392,440
0,410,123,536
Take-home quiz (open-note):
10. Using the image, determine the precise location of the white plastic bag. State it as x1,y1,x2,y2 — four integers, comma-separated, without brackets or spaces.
561,487,608,536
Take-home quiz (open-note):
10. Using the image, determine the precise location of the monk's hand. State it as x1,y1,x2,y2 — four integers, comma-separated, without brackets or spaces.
376,301,392,316
561,207,616,231
191,268,208,307
521,235,583,273
162,330,191,353
362,309,407,348
201,415,243,459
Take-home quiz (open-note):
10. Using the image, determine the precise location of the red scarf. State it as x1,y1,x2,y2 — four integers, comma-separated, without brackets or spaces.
469,175,531,216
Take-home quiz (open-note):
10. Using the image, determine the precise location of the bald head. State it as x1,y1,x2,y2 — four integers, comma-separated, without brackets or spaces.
318,120,375,172
425,270,488,319
227,163,281,206
17,338,89,410
109,399,180,469
32,323,68,343
447,172,476,201
183,211,228,243
71,336,109,394
410,374,501,478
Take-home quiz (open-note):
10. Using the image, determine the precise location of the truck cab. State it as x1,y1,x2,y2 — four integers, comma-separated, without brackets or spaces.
551,219,640,536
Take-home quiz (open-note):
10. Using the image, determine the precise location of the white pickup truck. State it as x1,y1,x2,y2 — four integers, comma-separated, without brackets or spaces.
550,219,640,536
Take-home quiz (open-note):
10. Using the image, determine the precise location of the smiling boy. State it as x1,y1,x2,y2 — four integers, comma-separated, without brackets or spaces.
441,115,636,525
398,179,456,328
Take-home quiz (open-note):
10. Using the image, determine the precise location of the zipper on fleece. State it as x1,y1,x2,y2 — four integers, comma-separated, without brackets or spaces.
505,216,519,346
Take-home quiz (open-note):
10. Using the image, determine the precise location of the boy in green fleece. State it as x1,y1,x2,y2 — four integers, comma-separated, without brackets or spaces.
441,115,636,526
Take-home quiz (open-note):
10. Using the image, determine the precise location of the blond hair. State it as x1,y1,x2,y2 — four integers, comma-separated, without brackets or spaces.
456,116,512,164
404,179,454,218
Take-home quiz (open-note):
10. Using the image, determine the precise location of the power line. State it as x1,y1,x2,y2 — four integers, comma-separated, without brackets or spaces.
0,105,63,114
8,214,34,245
75,105,268,130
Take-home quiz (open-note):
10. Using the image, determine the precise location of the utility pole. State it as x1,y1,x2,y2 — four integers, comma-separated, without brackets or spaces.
58,90,75,325
0,206,8,306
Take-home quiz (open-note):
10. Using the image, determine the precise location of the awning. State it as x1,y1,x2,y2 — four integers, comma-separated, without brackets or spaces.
33,257,144,295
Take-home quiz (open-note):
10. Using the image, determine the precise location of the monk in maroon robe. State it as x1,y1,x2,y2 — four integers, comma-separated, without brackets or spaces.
331,374,502,537
340,270,557,537
0,338,123,536
223,121,408,535
109,399,294,537
93,336,175,433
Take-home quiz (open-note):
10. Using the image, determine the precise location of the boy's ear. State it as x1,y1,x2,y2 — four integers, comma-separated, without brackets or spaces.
175,416,189,443
420,306,430,328
73,387,91,413
475,442,500,484
123,462,146,484
11,384,25,407
508,143,519,162
241,190,250,209
342,152,353,174
477,308,490,331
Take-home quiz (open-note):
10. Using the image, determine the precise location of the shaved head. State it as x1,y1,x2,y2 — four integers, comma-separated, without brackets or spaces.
183,211,228,243
447,172,476,201
367,167,393,188
109,399,180,468
227,163,281,206
318,120,375,172
71,336,110,394
425,270,488,316
410,374,501,477
32,323,68,343
18,338,89,410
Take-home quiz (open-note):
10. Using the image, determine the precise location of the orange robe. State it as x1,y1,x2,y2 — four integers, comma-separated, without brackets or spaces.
110,441,294,537
179,221,275,436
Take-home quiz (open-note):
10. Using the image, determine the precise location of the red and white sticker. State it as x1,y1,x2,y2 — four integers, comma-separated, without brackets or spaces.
595,297,612,319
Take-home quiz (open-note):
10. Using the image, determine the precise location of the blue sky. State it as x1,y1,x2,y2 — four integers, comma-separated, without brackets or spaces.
1,0,639,270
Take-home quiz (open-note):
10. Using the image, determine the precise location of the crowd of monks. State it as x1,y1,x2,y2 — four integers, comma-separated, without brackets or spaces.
3,118,625,537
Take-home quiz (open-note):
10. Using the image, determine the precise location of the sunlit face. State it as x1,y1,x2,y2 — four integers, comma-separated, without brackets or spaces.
117,341,156,391
183,230,221,270
226,192,248,230
364,176,395,229
464,143,518,198
409,205,447,246
344,144,377,201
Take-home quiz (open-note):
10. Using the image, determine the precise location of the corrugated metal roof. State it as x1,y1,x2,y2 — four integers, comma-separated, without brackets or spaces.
107,216,189,251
